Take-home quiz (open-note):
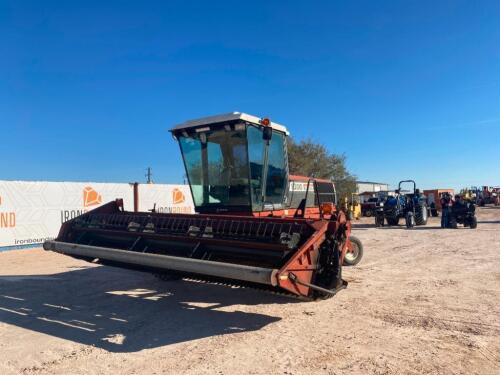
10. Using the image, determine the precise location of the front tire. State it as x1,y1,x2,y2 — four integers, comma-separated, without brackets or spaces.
406,212,415,228
469,216,478,229
449,216,458,229
343,236,363,266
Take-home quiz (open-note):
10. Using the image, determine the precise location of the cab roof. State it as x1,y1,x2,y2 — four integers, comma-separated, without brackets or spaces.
170,112,289,135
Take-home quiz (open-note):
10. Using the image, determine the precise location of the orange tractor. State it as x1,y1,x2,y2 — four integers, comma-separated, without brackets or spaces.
44,112,362,299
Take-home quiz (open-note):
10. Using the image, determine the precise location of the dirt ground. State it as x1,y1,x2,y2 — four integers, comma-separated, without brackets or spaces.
0,207,499,375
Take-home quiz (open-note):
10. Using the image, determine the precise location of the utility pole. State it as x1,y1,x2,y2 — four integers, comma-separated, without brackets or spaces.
145,167,153,184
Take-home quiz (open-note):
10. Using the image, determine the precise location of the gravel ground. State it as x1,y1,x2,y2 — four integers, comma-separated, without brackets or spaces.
0,207,499,375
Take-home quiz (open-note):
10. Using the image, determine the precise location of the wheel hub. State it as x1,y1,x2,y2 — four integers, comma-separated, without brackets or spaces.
345,244,359,262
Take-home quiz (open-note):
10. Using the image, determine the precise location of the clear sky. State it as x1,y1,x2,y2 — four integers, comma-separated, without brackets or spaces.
1,0,499,190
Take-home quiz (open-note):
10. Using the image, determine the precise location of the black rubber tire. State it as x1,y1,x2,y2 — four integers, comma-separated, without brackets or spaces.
343,236,363,266
406,212,415,228
469,216,478,229
364,209,373,217
449,217,458,229
415,204,428,225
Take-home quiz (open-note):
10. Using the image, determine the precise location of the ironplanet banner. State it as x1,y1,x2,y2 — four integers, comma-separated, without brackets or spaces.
0,181,194,249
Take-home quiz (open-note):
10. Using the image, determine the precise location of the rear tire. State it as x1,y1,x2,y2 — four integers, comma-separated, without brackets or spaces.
364,209,373,217
343,236,363,266
415,204,428,225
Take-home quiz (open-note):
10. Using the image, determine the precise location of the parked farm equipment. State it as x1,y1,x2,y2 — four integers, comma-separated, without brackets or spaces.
44,112,363,299
375,180,428,228
478,186,500,206
449,198,478,229
361,197,379,217
340,194,361,221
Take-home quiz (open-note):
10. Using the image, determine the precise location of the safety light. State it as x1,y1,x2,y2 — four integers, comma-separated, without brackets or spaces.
320,202,334,215
260,118,271,126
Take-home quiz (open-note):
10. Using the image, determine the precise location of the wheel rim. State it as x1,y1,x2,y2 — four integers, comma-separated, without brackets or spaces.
345,243,359,262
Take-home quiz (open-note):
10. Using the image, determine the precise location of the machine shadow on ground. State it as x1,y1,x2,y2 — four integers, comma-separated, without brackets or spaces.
0,265,289,353
376,225,441,230
352,219,443,230
350,223,371,229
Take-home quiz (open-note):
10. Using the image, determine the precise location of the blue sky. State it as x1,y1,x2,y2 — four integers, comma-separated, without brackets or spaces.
1,0,499,190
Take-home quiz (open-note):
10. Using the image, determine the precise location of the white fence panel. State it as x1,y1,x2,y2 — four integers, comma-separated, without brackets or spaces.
0,181,194,248
138,184,194,214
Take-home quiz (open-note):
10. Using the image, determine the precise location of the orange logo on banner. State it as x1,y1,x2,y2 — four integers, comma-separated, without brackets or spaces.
83,186,102,207
172,188,185,204
0,194,16,228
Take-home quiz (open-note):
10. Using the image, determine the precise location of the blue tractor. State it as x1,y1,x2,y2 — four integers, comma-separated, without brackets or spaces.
375,180,428,228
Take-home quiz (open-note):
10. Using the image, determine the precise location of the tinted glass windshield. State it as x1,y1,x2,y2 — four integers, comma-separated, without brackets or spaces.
179,128,250,207
247,125,265,208
265,132,287,205
177,123,288,211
